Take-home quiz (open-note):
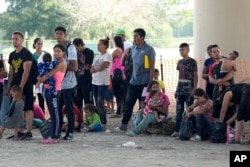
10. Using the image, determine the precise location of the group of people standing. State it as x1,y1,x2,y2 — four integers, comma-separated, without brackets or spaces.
0,26,249,145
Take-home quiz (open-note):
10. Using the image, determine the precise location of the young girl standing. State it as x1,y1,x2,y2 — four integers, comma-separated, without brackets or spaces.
36,44,67,144
185,88,215,140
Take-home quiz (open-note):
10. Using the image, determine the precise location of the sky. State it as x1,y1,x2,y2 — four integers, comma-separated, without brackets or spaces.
0,0,8,13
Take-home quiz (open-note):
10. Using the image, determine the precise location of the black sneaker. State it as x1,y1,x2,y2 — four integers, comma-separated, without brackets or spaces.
20,132,33,140
62,133,73,141
7,132,24,139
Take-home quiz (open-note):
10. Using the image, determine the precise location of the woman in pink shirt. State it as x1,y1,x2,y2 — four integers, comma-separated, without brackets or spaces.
127,81,170,136
110,36,125,116
36,44,67,144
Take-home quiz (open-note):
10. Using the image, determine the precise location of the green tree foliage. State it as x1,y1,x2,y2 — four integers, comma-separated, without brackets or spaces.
0,0,66,39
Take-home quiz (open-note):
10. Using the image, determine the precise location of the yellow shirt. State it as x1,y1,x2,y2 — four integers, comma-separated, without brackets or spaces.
155,79,165,90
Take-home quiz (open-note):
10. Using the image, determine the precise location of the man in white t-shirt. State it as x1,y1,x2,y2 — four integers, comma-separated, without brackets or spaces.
114,28,133,50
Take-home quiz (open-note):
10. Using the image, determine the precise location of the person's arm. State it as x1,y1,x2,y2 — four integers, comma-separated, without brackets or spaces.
149,48,156,83
91,61,110,73
219,91,233,122
185,100,199,113
122,48,129,66
112,48,120,58
192,71,198,94
226,106,238,125
4,65,14,95
20,60,32,89
192,101,212,115
202,65,209,80
67,45,78,72
84,50,94,70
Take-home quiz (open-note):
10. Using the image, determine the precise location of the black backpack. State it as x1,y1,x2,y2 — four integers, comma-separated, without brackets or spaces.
210,122,227,143
124,48,133,78
112,68,124,82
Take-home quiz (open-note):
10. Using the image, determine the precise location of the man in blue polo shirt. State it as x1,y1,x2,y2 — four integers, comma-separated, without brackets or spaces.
114,28,155,132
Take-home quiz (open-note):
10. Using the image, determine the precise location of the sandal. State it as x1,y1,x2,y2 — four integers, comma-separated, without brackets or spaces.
41,138,59,144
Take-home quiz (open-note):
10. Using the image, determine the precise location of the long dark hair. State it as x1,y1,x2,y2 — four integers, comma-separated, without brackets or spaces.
147,80,160,91
114,36,124,51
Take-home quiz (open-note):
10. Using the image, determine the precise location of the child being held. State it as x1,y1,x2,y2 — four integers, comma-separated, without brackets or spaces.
82,104,103,132
37,53,58,95
143,90,166,123
218,50,239,93
0,85,24,140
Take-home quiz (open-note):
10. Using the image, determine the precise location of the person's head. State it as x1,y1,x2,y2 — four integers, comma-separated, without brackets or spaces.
43,53,52,62
133,28,146,46
12,31,24,48
149,90,158,100
53,44,65,59
10,85,22,99
114,28,126,41
179,43,189,58
113,36,124,51
84,104,99,116
154,68,160,79
210,44,221,60
54,26,67,43
193,88,209,103
148,80,160,92
33,38,43,50
73,38,85,52
98,37,109,53
228,50,239,60
206,45,213,57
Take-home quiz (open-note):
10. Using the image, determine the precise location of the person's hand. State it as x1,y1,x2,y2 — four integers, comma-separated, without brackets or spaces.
217,79,222,85
4,89,10,96
185,112,192,118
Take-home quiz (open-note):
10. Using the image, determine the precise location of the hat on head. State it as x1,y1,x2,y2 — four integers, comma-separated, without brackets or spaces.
114,28,125,35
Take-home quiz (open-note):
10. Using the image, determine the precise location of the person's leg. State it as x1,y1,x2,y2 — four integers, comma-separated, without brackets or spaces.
13,128,18,141
131,113,157,134
121,84,145,129
89,124,103,132
92,85,98,106
82,79,94,105
196,114,213,139
62,87,76,137
235,120,244,142
174,95,185,133
112,80,122,114
37,93,45,113
186,95,196,132
96,85,108,125
74,83,84,112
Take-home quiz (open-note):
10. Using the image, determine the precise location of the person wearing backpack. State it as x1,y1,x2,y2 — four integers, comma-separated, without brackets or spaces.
55,26,78,141
4,31,34,140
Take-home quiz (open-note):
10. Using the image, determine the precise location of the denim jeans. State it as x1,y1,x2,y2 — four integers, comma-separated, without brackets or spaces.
59,87,76,134
175,95,195,132
92,85,108,124
121,84,147,125
196,114,214,139
45,89,61,139
132,109,156,134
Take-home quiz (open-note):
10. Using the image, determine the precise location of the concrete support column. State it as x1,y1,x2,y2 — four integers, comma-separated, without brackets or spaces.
194,0,250,58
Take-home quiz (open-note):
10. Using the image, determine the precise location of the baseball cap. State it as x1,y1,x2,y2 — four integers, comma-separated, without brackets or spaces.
114,28,125,35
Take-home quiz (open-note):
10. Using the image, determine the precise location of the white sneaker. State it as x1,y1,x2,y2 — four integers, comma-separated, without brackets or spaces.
191,134,201,141
112,127,127,133
171,131,179,137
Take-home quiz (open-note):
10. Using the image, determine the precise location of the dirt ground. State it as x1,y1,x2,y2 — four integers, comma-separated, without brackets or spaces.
0,114,250,167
